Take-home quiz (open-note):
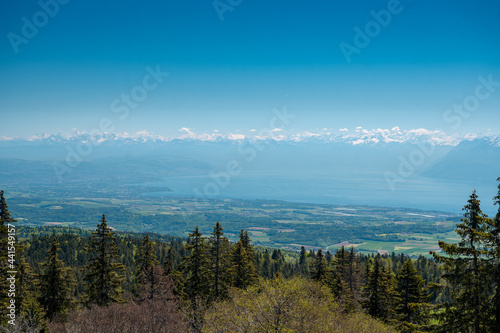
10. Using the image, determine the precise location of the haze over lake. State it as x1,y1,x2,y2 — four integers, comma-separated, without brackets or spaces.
143,173,496,215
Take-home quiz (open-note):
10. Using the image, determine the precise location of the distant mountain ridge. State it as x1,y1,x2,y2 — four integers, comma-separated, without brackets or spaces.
2,127,499,147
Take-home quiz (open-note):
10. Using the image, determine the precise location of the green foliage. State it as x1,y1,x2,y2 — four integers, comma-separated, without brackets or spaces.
203,277,397,333
396,259,430,329
231,230,258,289
180,226,212,301
0,190,16,326
208,222,233,301
362,259,398,323
432,190,493,332
310,249,328,282
83,215,126,306
39,237,74,319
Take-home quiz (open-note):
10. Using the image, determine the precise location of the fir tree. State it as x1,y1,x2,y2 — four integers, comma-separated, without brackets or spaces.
396,259,429,328
181,226,211,300
208,222,233,300
164,246,176,276
261,249,271,278
136,234,159,276
232,230,258,289
83,214,125,306
39,237,73,319
488,177,500,332
135,234,161,301
298,246,308,276
0,191,16,325
310,249,328,282
431,191,492,332
346,247,362,308
16,246,45,321
363,259,397,322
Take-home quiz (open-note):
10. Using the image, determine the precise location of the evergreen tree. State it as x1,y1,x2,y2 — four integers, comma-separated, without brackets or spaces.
431,191,492,332
39,237,73,319
488,177,500,332
232,230,258,289
16,252,40,315
164,246,176,276
181,226,211,300
135,234,161,301
83,215,125,306
346,247,362,309
0,191,17,326
363,259,397,322
261,249,271,278
208,222,233,300
396,259,429,328
136,234,159,276
325,250,333,265
329,247,353,310
310,249,328,282
298,246,308,276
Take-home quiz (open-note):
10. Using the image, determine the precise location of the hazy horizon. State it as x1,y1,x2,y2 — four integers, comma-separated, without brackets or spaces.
1,1,500,138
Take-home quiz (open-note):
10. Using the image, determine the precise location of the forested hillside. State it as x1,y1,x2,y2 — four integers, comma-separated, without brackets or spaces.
0,177,499,332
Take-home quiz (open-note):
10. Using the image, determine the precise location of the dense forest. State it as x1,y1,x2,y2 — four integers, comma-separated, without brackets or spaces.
0,177,499,332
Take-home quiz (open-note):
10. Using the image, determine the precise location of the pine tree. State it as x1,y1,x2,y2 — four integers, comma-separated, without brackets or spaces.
232,230,258,289
325,250,333,265
298,246,308,276
261,249,271,278
164,246,176,276
136,234,159,275
329,247,353,310
39,237,73,319
135,234,161,301
396,259,429,328
83,214,125,306
488,177,500,332
346,247,362,308
208,222,233,300
181,226,211,300
0,191,16,325
431,190,492,332
310,249,328,282
16,247,43,318
362,259,397,322
179,227,212,333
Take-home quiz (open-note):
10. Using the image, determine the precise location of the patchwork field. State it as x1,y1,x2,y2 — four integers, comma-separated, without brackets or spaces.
5,191,463,257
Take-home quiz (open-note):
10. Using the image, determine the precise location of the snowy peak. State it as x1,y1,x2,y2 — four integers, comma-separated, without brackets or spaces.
2,127,499,147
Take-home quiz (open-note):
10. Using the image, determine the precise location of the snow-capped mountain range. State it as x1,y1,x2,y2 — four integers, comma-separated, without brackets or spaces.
1,127,499,147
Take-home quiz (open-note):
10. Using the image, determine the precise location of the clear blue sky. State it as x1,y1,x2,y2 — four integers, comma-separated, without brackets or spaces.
1,0,499,137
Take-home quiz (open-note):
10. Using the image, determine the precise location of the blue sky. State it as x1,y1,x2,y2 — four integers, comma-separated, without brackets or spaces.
1,0,499,137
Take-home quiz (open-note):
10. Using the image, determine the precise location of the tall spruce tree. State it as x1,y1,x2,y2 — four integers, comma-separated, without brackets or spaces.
232,230,258,289
0,191,16,325
329,247,353,310
346,247,362,308
135,234,162,301
362,259,397,322
39,237,73,319
298,246,308,277
208,222,233,300
182,226,211,300
431,190,492,332
261,249,272,278
488,177,500,332
83,215,125,306
180,227,213,333
16,251,40,315
310,249,328,282
396,259,429,328
136,234,159,275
